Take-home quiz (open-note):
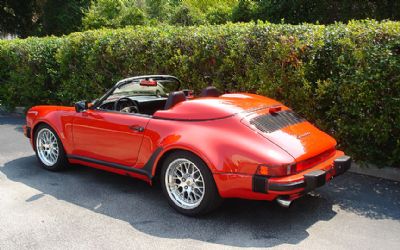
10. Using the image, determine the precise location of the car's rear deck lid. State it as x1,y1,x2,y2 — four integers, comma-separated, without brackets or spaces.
242,109,337,163
249,110,305,133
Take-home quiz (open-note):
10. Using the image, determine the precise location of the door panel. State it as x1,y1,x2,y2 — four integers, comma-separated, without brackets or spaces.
72,109,150,166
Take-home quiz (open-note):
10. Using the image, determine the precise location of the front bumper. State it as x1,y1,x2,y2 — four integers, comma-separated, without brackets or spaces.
23,125,31,138
253,155,351,194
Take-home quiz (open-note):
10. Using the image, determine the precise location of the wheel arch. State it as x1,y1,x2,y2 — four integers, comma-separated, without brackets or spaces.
32,120,67,150
32,121,56,146
152,147,215,183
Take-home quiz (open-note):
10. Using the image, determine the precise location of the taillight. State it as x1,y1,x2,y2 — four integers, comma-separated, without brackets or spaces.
296,148,336,172
256,163,296,177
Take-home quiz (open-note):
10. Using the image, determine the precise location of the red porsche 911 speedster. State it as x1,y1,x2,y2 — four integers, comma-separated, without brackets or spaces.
23,75,351,215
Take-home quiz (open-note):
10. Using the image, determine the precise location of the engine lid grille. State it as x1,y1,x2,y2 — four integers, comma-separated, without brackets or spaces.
249,110,305,133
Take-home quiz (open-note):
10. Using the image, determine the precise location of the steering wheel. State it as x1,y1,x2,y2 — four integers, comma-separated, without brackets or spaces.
114,97,139,113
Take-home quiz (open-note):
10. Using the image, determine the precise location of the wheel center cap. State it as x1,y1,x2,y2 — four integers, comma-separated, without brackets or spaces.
186,178,193,186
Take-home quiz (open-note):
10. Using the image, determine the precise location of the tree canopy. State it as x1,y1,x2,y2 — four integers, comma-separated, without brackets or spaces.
1,0,400,37
0,0,90,38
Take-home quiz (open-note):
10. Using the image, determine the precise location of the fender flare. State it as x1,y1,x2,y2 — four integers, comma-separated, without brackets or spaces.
145,145,216,181
31,120,60,147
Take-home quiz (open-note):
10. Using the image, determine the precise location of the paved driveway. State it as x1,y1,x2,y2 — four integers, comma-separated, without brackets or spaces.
1,115,399,249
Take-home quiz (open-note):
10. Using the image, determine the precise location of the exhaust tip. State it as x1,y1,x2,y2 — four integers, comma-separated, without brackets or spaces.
276,197,292,208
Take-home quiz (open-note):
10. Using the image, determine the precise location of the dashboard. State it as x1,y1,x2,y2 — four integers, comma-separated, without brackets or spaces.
99,96,168,115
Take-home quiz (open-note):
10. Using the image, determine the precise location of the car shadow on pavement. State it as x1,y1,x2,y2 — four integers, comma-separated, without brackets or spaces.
1,156,399,247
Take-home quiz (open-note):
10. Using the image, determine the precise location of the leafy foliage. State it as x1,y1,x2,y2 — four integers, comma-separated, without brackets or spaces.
39,0,91,36
206,5,233,25
82,0,145,29
145,0,168,21
1,20,400,166
0,0,90,37
168,2,206,26
232,0,255,23
254,0,400,24
80,0,400,30
81,0,237,28
0,0,38,38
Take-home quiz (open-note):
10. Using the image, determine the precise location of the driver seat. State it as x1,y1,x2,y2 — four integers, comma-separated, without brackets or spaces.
164,91,186,110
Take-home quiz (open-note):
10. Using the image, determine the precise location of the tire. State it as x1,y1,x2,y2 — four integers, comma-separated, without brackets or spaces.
34,124,69,171
160,151,222,216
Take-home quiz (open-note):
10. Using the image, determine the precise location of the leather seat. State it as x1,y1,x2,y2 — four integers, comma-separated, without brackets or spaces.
200,86,220,97
164,91,186,110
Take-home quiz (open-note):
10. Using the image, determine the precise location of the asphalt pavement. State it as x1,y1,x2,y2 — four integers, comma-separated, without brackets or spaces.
1,114,399,250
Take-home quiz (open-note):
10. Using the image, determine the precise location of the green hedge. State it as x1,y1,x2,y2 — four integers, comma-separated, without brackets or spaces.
1,20,399,166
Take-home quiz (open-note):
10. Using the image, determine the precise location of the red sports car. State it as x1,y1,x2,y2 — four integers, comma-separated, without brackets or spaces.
23,75,351,215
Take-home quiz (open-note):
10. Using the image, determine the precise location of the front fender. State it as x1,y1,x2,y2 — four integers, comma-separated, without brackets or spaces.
27,106,75,153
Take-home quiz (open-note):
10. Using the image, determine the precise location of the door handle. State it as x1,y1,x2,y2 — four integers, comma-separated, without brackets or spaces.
129,125,144,132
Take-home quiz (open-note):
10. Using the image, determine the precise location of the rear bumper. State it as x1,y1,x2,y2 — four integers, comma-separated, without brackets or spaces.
264,155,351,193
213,151,351,201
252,153,351,195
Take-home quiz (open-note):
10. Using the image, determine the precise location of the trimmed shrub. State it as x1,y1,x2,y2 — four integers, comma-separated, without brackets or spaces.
0,20,399,166
0,37,63,108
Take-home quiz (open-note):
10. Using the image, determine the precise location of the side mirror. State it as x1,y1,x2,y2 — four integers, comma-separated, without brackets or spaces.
91,99,99,107
75,100,88,113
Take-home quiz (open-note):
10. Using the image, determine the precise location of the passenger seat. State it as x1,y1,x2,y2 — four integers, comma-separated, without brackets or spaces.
164,91,186,110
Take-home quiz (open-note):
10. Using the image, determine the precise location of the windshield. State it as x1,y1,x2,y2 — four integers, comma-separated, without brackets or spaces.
109,78,180,99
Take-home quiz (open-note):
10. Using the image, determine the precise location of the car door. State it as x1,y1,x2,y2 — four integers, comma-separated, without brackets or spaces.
71,109,150,167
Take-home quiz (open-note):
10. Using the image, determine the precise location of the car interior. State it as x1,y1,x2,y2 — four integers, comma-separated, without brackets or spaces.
98,76,221,116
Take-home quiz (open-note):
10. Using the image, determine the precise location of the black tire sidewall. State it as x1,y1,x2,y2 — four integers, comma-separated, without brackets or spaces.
160,151,221,216
34,124,68,171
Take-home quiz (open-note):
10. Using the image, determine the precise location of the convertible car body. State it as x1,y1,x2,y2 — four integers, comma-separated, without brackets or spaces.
23,75,351,215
